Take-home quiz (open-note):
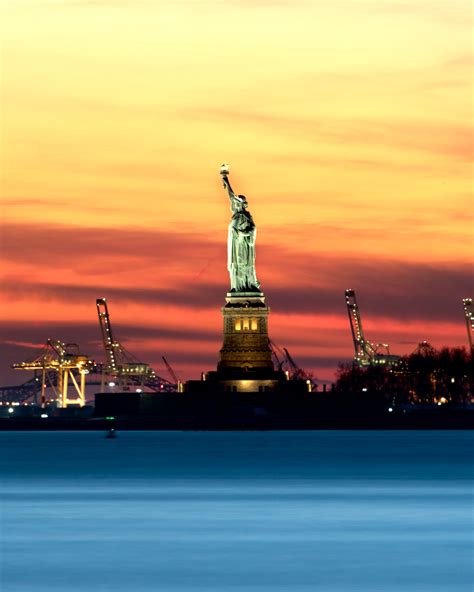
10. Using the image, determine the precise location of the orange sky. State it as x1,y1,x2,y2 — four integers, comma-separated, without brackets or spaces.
1,0,472,385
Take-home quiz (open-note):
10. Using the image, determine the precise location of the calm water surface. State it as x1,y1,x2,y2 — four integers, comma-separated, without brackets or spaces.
0,431,472,591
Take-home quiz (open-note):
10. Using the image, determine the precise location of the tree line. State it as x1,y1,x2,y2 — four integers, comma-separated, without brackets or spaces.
335,345,472,406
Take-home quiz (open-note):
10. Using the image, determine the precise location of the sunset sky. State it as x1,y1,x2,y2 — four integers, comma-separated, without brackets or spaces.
1,0,472,386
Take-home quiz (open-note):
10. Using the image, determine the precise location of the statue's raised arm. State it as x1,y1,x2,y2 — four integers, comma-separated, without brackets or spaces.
219,164,260,293
220,164,237,204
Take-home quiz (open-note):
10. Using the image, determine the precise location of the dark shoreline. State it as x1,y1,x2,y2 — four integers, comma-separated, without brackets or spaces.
1,411,472,431
2,390,473,431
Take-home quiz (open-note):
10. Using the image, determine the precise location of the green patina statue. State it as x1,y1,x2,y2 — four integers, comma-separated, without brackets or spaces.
220,165,260,293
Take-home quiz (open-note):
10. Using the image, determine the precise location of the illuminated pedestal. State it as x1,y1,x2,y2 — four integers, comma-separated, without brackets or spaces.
218,292,274,374
184,291,307,394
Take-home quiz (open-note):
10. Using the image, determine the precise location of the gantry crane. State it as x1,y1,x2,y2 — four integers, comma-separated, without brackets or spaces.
96,298,171,391
12,339,91,407
462,298,473,352
345,289,400,367
0,377,41,405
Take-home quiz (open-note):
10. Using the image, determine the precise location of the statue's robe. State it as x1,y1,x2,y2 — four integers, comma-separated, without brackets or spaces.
228,209,259,292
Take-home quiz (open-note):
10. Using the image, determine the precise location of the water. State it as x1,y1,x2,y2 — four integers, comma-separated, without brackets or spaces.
0,431,472,591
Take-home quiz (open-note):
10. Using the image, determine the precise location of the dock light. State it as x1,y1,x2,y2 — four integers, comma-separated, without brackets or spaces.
108,382,116,387
388,407,393,412
8,407,14,414
40,414,48,419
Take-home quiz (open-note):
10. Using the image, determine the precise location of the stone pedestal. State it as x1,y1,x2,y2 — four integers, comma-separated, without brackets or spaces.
184,291,304,394
217,291,274,374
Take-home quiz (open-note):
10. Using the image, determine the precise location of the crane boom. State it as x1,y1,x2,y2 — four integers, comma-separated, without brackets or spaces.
345,289,399,366
95,297,173,391
345,289,375,365
283,347,306,380
268,340,284,370
162,356,179,384
96,298,120,374
462,298,473,351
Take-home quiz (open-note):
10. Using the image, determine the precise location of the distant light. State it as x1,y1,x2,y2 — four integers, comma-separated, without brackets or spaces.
451,377,455,383
437,402,442,406
135,388,143,393
108,382,116,387
40,414,48,419
362,387,368,392
388,407,393,412
8,407,14,414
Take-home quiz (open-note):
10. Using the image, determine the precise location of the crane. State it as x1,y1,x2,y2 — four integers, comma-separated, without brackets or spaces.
268,340,285,371
162,356,180,386
96,298,172,391
12,339,91,407
0,377,42,405
412,341,437,356
282,347,315,391
283,347,305,380
345,289,400,367
462,298,473,352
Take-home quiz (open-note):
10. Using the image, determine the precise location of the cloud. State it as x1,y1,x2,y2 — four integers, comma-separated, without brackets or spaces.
331,1,471,26
443,53,474,69
1,221,470,385
209,109,473,162
1,222,471,324
0,221,224,274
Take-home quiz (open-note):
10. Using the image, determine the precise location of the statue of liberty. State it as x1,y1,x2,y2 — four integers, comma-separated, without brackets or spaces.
220,165,260,293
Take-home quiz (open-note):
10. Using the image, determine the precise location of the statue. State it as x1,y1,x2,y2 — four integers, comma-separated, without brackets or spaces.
220,164,260,293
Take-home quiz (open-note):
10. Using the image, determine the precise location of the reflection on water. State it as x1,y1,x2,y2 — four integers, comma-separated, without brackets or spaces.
0,431,472,591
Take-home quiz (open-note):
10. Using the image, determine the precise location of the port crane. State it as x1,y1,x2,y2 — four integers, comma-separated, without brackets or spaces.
12,339,91,407
412,341,436,356
283,347,316,390
462,298,473,352
283,348,306,381
268,341,315,389
0,377,42,405
268,340,285,371
345,289,400,367
162,356,180,388
96,298,171,391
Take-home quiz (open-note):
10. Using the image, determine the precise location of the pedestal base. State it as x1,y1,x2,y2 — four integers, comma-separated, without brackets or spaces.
217,290,274,375
183,290,303,395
